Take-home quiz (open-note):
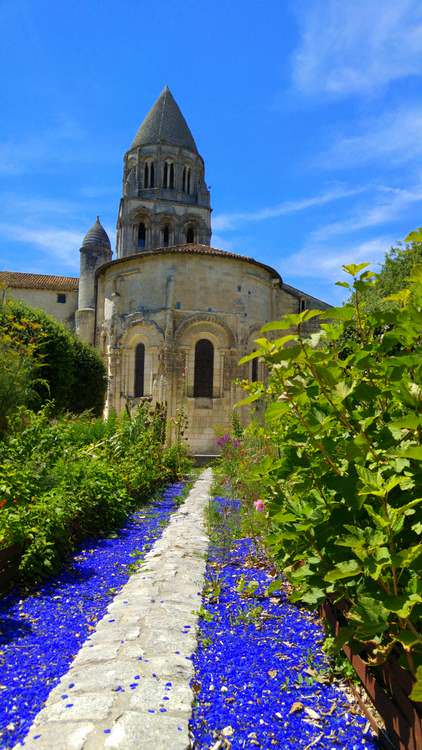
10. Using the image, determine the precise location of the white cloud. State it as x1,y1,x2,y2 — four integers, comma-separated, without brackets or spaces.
311,184,422,241
0,220,116,272
283,236,391,281
0,223,83,270
213,185,364,231
320,107,422,168
0,190,116,273
292,0,422,96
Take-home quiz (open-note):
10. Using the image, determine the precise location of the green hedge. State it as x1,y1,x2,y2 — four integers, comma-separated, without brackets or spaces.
0,299,107,416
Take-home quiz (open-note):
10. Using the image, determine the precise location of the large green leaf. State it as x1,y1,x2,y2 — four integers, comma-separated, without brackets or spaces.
320,305,355,321
356,466,383,491
265,401,290,422
383,593,422,619
405,227,422,243
398,445,422,461
363,504,389,529
347,596,389,640
239,350,262,365
324,559,362,582
395,630,422,651
409,666,422,701
392,545,422,568
234,392,262,407
342,262,371,276
261,310,321,333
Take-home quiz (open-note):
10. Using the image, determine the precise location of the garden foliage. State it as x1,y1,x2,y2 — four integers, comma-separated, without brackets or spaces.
232,261,422,695
0,331,40,436
358,239,422,314
0,299,107,417
0,403,191,583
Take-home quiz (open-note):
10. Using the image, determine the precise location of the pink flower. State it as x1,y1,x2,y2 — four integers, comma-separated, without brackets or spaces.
216,434,231,447
254,499,265,512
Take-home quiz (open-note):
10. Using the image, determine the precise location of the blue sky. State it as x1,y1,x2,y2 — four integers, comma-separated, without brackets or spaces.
1,0,422,304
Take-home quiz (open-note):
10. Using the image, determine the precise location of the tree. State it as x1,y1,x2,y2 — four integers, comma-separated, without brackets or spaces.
360,241,422,313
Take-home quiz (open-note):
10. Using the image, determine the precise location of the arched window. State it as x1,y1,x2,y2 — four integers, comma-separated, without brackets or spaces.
138,222,146,249
144,162,155,188
162,224,170,247
134,343,145,397
186,226,195,244
163,161,174,188
182,166,191,193
251,358,258,382
194,339,214,398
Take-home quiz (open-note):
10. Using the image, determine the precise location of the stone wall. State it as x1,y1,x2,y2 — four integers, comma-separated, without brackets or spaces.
96,251,301,454
3,287,78,327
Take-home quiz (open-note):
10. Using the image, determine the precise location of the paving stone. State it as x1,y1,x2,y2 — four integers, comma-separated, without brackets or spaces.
87,624,142,644
19,722,95,750
72,642,121,666
15,469,212,750
102,711,189,750
39,693,113,722
63,660,142,693
128,677,192,714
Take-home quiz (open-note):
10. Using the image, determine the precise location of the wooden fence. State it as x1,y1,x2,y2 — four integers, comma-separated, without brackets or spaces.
322,600,422,750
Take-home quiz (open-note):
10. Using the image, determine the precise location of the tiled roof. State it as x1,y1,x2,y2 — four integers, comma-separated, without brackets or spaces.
0,271,79,291
98,243,283,283
131,86,198,153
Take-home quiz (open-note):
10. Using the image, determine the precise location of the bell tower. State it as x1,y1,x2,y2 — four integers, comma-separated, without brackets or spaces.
116,86,211,258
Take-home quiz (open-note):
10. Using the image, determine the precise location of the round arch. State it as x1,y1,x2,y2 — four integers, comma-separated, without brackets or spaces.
174,313,236,349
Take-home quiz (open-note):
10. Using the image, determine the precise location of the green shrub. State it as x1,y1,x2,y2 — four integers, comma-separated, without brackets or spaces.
237,261,422,696
162,443,192,480
0,402,187,584
0,333,39,436
0,299,107,417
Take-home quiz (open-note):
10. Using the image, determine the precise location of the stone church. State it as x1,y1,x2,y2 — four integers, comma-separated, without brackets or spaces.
1,87,328,453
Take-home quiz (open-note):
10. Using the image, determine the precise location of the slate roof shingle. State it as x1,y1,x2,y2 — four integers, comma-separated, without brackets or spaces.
131,86,198,153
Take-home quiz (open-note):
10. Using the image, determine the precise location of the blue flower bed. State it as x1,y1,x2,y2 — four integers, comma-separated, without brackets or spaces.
0,482,184,749
190,497,379,749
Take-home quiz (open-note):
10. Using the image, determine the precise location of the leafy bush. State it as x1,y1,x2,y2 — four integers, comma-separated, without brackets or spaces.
235,262,422,696
359,239,422,314
0,299,107,416
0,402,190,583
0,333,40,436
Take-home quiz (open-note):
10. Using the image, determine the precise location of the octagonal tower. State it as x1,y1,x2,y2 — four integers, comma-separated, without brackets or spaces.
116,86,211,258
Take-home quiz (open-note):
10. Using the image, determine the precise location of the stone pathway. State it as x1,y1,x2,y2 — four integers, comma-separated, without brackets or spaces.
15,470,212,750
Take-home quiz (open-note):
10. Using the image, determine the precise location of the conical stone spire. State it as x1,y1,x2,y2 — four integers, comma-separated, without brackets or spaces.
131,86,198,153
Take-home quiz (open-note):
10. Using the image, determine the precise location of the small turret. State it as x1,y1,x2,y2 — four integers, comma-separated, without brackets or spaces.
76,217,112,344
